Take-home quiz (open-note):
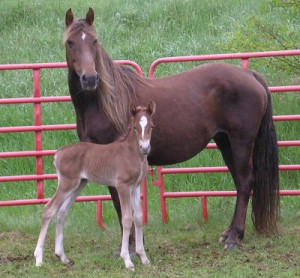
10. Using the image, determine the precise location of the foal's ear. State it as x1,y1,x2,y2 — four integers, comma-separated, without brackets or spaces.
65,8,74,27
147,101,156,116
86,7,94,25
130,103,137,116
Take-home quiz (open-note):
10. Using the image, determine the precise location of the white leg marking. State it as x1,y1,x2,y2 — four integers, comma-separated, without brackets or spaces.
131,187,150,266
119,188,135,270
55,196,71,264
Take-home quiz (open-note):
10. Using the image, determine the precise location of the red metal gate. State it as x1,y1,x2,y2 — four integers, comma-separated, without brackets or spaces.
1,50,299,226
0,60,147,229
148,50,300,222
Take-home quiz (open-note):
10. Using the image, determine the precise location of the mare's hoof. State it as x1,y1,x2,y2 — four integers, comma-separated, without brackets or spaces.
224,243,240,250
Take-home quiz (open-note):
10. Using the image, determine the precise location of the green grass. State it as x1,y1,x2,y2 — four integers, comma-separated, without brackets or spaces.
0,0,299,277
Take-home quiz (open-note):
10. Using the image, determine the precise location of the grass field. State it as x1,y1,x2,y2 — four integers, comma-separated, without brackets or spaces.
0,0,299,277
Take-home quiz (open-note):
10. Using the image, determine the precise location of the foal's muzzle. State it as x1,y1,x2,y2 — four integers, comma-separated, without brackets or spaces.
139,144,151,156
80,72,99,91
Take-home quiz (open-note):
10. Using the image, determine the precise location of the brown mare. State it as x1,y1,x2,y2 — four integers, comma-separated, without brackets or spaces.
34,102,155,270
63,8,279,251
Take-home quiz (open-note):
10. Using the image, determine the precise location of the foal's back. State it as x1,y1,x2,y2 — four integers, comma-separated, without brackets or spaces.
54,141,134,187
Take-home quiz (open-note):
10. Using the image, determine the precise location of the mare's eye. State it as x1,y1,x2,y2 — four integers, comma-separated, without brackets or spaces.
93,39,98,45
67,40,74,48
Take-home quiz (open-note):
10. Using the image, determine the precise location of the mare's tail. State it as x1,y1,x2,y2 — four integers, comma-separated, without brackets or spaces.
251,72,280,234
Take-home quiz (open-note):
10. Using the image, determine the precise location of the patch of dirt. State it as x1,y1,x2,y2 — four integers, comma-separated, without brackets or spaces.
0,254,31,263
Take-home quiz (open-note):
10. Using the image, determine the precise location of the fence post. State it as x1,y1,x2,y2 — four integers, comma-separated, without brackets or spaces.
33,69,44,199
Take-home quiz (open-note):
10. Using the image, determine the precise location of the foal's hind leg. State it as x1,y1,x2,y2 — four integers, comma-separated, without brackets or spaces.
215,134,254,249
34,177,80,266
131,186,150,265
55,179,87,263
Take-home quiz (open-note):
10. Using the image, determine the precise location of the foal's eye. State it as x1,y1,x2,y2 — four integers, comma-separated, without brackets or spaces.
93,39,98,45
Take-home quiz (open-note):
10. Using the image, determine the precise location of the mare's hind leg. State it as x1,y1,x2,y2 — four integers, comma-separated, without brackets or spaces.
34,177,80,266
55,179,87,263
214,133,254,249
131,186,150,265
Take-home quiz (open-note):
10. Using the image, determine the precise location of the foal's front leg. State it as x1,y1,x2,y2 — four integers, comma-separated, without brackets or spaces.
131,186,150,265
117,185,135,270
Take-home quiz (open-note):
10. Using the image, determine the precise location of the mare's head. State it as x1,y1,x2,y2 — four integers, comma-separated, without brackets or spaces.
64,8,99,91
130,102,156,156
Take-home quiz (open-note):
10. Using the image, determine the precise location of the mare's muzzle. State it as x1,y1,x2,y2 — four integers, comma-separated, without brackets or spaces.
80,72,99,91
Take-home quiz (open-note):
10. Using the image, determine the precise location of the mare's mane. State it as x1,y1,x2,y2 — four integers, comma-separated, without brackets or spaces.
64,19,145,134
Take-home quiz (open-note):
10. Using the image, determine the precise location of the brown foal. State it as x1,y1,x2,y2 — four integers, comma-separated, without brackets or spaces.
34,102,156,270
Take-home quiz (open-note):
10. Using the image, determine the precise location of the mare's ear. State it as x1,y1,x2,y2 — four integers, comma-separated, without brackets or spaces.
86,7,94,25
65,8,74,27
130,103,137,116
147,101,156,115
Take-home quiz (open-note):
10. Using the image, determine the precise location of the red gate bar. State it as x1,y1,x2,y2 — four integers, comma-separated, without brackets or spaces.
1,140,299,159
0,60,147,229
148,49,300,77
148,50,300,223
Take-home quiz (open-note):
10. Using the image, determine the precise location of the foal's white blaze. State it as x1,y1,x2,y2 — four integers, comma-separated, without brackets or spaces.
139,116,147,139
139,116,150,152
81,32,86,41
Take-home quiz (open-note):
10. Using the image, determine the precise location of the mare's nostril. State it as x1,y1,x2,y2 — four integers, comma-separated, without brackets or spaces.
82,74,87,82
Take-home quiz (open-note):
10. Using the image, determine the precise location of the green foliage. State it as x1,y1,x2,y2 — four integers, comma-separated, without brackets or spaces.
221,1,300,84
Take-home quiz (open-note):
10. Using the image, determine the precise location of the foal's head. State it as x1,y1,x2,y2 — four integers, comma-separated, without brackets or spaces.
130,102,156,156
64,8,99,91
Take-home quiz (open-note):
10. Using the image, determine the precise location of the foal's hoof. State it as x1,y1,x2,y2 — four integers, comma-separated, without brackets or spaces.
219,235,227,243
55,254,71,264
125,262,135,271
224,243,240,250
35,261,42,267
128,267,135,272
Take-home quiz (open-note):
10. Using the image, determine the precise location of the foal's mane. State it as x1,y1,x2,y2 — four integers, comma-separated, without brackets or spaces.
64,19,145,134
117,106,148,142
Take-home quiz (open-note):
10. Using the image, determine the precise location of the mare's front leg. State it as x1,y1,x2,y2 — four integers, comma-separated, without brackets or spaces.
117,185,135,270
55,179,87,263
131,186,150,265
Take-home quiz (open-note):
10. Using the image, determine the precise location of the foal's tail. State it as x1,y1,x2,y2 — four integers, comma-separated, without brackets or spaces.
251,72,280,235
